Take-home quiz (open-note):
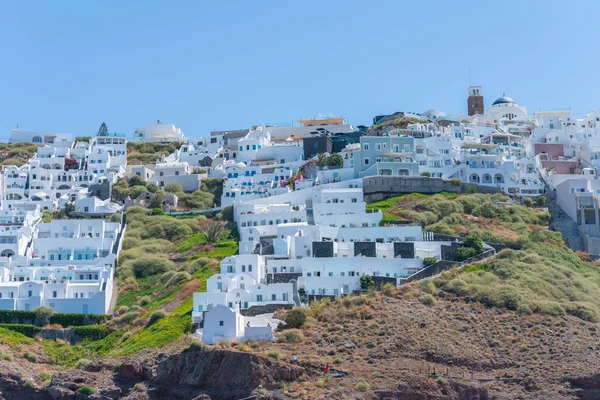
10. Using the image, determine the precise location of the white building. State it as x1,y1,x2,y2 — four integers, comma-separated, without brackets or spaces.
201,305,274,344
0,254,115,314
134,122,186,143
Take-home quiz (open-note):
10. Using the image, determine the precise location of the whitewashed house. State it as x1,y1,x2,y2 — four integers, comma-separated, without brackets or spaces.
134,122,186,143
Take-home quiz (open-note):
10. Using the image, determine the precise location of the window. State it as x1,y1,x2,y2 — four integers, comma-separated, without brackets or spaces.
248,264,252,272
219,320,224,326
271,294,276,301
52,291,57,298
363,143,369,151
314,142,318,149
175,171,179,176
376,143,381,151
160,172,164,176
364,157,370,165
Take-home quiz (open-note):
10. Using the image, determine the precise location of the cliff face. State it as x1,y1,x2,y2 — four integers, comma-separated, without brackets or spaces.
152,350,304,399
0,348,304,400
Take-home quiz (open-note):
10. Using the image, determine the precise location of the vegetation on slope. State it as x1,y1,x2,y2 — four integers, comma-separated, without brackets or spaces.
369,192,600,322
126,142,182,165
370,117,432,132
0,142,38,167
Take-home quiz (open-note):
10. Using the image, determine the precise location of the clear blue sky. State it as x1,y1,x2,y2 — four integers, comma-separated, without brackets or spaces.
1,0,599,140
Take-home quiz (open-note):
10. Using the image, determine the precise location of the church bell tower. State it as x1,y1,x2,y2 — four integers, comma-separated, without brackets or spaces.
468,86,484,116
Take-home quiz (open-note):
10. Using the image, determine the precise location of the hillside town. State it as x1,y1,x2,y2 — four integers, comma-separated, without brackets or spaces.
0,86,598,349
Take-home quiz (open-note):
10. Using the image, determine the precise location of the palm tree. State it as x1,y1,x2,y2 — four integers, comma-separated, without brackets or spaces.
200,220,227,243
315,153,328,169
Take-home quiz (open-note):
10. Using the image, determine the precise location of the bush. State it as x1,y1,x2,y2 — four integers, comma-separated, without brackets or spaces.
277,329,303,343
183,341,205,353
449,178,461,186
456,246,478,261
150,207,165,216
444,279,469,296
137,296,152,306
535,196,547,207
423,257,437,267
39,373,52,382
420,172,431,177
76,386,96,396
164,183,184,194
267,350,280,360
283,310,306,329
76,358,92,370
360,275,375,291
72,325,115,341
523,198,533,207
166,271,191,287
131,256,175,278
517,304,533,315
0,324,41,338
355,380,370,392
148,310,167,325
23,352,37,363
33,307,55,327
420,294,436,306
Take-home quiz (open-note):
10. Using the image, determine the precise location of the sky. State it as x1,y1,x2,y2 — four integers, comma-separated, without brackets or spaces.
1,0,599,140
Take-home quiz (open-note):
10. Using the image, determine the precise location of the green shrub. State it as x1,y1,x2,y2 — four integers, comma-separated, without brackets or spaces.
420,294,436,306
277,329,303,343
137,296,152,306
23,352,37,363
457,247,478,261
76,386,96,396
150,208,165,216
517,304,533,315
423,257,437,267
283,310,306,329
0,350,13,361
355,380,370,392
523,198,533,207
164,183,183,193
360,275,375,291
148,310,167,325
166,271,191,287
33,307,55,327
444,279,469,296
131,256,175,278
535,196,547,207
72,325,115,341
39,373,51,382
76,358,92,370
0,324,41,338
267,350,280,360
420,172,431,177
183,341,205,353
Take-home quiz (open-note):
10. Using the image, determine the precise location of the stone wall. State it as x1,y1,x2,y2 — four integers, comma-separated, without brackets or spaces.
354,242,376,257
266,273,302,284
401,260,460,283
372,276,397,288
441,242,461,261
312,242,333,258
40,328,74,342
240,303,293,317
363,176,502,202
394,242,415,258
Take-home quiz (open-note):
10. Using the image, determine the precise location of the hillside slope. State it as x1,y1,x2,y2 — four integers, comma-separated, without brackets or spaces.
2,192,600,399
